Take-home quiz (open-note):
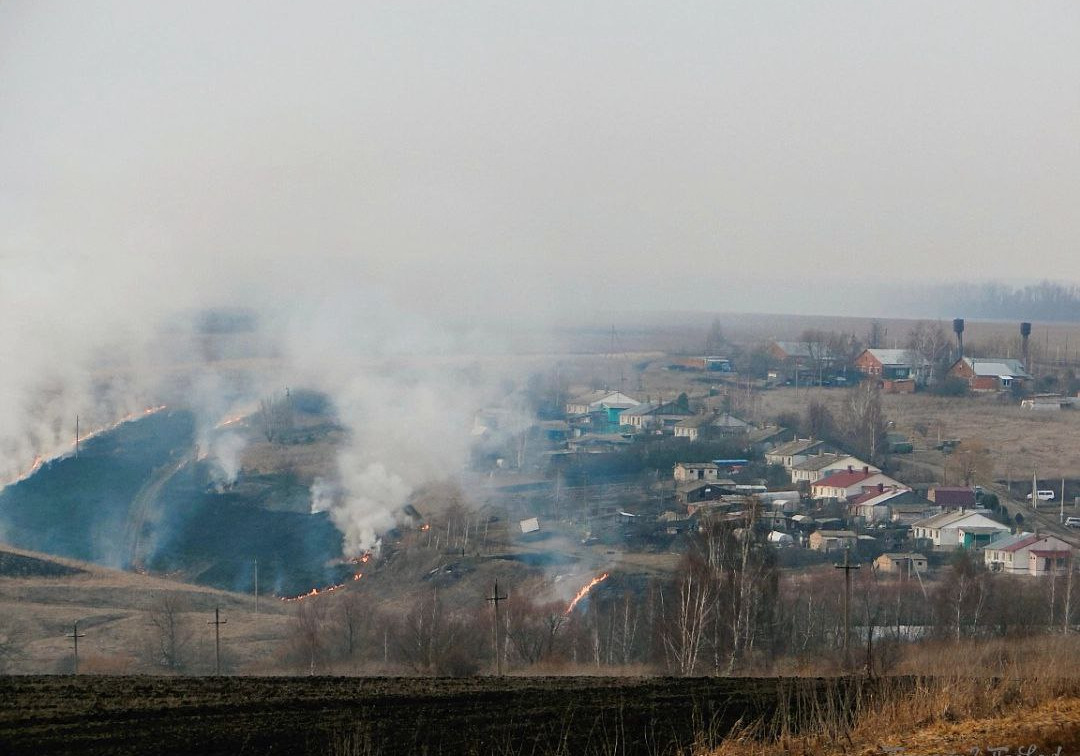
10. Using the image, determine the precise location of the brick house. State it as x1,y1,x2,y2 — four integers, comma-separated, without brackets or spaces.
946,357,1032,392
854,349,929,391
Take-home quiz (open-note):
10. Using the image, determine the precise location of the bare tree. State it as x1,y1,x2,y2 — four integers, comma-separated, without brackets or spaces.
947,439,994,487
906,321,952,385
294,600,328,674
337,592,369,663
146,593,192,672
704,319,727,355
505,601,566,666
842,383,888,464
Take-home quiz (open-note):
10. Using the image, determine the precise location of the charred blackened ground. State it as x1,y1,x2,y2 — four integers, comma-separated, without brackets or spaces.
0,410,348,596
0,675,864,756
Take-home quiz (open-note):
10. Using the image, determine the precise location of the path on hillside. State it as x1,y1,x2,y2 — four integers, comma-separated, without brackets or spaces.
123,457,191,569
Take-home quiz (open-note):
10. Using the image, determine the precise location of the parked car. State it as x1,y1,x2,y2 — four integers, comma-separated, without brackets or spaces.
1065,516,1080,529
1026,490,1056,501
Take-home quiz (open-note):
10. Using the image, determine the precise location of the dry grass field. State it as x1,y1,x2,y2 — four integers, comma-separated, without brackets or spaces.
0,544,292,676
757,385,1080,484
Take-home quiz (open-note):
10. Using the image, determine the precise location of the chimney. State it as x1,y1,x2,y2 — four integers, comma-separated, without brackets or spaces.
953,318,965,361
863,466,869,474
1020,322,1031,366
878,482,884,492
847,465,853,473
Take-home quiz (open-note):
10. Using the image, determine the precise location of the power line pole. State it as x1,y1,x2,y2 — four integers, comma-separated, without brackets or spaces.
254,558,259,616
486,579,508,676
75,415,80,459
834,546,860,669
66,622,86,674
207,606,227,675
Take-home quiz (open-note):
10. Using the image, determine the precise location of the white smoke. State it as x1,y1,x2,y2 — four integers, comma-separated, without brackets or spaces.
208,431,246,488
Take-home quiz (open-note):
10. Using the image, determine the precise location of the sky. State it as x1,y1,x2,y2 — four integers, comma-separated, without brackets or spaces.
1,1,1079,553
2,1,1079,321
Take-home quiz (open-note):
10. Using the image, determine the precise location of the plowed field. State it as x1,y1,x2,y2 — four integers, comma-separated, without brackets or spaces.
0,675,823,755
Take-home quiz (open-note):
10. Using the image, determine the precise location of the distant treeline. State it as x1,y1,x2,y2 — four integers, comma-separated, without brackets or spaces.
925,281,1080,322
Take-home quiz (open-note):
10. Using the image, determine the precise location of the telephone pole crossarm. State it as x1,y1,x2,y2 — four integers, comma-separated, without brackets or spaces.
66,622,87,675
834,546,861,669
486,579,508,676
207,606,228,675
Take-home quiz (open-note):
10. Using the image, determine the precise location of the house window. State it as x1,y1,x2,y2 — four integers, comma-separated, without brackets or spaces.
1001,378,1011,387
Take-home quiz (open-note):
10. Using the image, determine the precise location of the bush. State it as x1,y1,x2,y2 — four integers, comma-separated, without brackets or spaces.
932,377,970,397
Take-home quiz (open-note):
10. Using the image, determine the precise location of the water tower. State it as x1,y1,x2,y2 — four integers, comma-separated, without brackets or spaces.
1020,322,1031,366
953,318,965,361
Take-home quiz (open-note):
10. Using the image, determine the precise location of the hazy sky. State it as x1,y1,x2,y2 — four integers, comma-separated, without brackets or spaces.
2,1,1079,318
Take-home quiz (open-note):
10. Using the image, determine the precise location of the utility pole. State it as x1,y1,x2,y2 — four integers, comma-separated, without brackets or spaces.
486,579,508,676
207,606,227,675
1033,468,1039,513
74,415,80,459
254,558,259,616
834,546,860,669
67,622,86,675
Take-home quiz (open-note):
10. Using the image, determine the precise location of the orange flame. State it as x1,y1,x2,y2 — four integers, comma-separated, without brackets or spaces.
565,573,609,615
353,573,363,581
279,581,347,603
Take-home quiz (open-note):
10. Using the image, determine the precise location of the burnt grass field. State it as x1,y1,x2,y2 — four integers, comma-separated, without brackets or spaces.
0,675,864,755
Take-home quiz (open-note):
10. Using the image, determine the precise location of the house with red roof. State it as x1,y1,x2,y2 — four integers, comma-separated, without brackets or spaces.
810,469,903,502
983,532,1073,575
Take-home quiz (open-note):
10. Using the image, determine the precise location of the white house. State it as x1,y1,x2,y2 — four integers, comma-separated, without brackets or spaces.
810,470,903,502
911,510,1009,549
764,438,838,470
983,533,1074,575
849,486,912,524
673,462,720,483
790,454,879,485
565,390,640,417
676,412,752,441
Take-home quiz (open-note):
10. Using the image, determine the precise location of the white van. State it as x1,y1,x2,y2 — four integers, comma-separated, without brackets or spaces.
1026,490,1056,501
1065,516,1080,529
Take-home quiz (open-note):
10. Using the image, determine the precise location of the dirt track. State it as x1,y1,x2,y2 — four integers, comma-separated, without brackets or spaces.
0,675,826,755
